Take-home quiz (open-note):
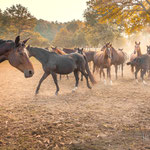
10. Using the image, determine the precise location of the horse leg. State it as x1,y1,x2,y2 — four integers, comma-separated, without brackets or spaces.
121,63,123,77
100,68,106,85
51,72,59,95
99,68,102,79
108,67,112,85
72,70,79,92
80,69,91,89
60,74,61,80
135,67,140,83
81,73,83,81
35,72,49,94
66,75,69,80
115,65,118,80
93,63,95,74
141,69,147,85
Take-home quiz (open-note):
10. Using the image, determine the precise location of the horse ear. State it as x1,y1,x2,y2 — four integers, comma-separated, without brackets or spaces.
139,42,140,45
22,38,30,45
135,41,137,44
26,45,30,50
15,36,20,47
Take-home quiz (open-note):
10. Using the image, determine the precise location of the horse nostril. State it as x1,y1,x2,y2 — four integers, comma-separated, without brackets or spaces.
29,70,33,75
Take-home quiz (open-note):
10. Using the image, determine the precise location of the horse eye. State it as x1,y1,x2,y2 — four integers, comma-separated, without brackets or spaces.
19,52,24,56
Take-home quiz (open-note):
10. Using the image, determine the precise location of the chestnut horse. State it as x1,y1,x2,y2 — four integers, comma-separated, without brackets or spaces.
130,42,142,73
109,45,127,79
93,43,112,85
0,36,34,78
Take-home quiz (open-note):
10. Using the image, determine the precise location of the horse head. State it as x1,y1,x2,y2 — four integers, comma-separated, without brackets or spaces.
104,43,112,59
134,41,141,55
118,48,123,51
147,45,150,55
8,36,34,78
76,48,84,55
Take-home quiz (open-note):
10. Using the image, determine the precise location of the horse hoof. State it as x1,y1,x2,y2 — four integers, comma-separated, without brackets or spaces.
136,79,139,83
55,93,58,96
72,87,78,92
104,80,107,85
88,86,92,89
35,91,39,95
110,80,113,85
143,80,147,85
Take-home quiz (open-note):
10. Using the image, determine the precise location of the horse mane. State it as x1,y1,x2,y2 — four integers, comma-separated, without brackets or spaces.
30,46,56,55
56,48,67,55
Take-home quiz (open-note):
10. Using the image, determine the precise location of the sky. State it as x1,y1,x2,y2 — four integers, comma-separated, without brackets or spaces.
0,0,88,23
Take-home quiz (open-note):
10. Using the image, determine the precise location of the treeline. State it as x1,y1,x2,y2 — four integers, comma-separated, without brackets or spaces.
0,4,124,48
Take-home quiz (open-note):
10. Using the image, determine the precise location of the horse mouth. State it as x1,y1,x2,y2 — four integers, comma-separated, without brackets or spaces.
24,70,34,78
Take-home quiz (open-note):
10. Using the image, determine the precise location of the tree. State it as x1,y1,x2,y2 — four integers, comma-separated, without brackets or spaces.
4,4,36,35
84,0,150,34
84,23,120,47
74,29,88,47
52,28,74,47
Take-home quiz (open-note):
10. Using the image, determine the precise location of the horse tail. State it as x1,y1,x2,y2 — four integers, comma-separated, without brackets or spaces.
84,56,97,84
127,61,134,72
127,62,131,65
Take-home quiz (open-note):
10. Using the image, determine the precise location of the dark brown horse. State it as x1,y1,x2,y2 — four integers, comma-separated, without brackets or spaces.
0,36,34,78
51,46,69,80
127,54,150,84
93,43,112,85
110,45,127,79
63,48,77,54
27,46,96,95
76,48,96,81
130,41,142,73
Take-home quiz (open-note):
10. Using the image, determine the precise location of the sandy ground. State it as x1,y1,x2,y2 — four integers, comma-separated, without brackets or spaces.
0,59,150,150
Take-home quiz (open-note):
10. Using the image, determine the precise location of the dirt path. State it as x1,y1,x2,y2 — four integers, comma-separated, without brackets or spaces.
0,60,150,150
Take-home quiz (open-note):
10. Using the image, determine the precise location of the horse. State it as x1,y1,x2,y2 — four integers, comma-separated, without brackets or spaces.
63,48,77,54
109,45,127,79
130,41,142,73
27,46,96,95
76,48,96,81
51,46,69,80
147,45,150,55
0,36,34,78
127,54,150,84
93,43,112,85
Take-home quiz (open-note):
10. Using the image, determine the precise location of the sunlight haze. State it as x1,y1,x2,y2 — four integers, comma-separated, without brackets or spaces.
0,0,88,22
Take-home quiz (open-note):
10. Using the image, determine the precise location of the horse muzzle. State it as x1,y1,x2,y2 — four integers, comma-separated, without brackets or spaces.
24,70,34,78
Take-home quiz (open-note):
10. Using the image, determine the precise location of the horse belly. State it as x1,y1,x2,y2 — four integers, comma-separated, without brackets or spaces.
56,61,75,74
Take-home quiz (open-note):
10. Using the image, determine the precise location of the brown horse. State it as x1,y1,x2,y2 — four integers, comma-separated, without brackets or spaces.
51,46,69,80
130,41,142,73
0,36,34,78
93,43,112,85
76,48,96,81
63,48,76,54
110,45,127,79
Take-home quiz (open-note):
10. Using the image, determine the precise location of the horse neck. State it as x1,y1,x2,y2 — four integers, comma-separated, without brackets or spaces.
0,42,14,56
29,47,49,64
103,50,109,59
137,48,142,56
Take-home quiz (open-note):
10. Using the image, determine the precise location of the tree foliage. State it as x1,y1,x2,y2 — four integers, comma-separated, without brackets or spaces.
4,4,36,34
35,19,63,41
84,0,150,34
